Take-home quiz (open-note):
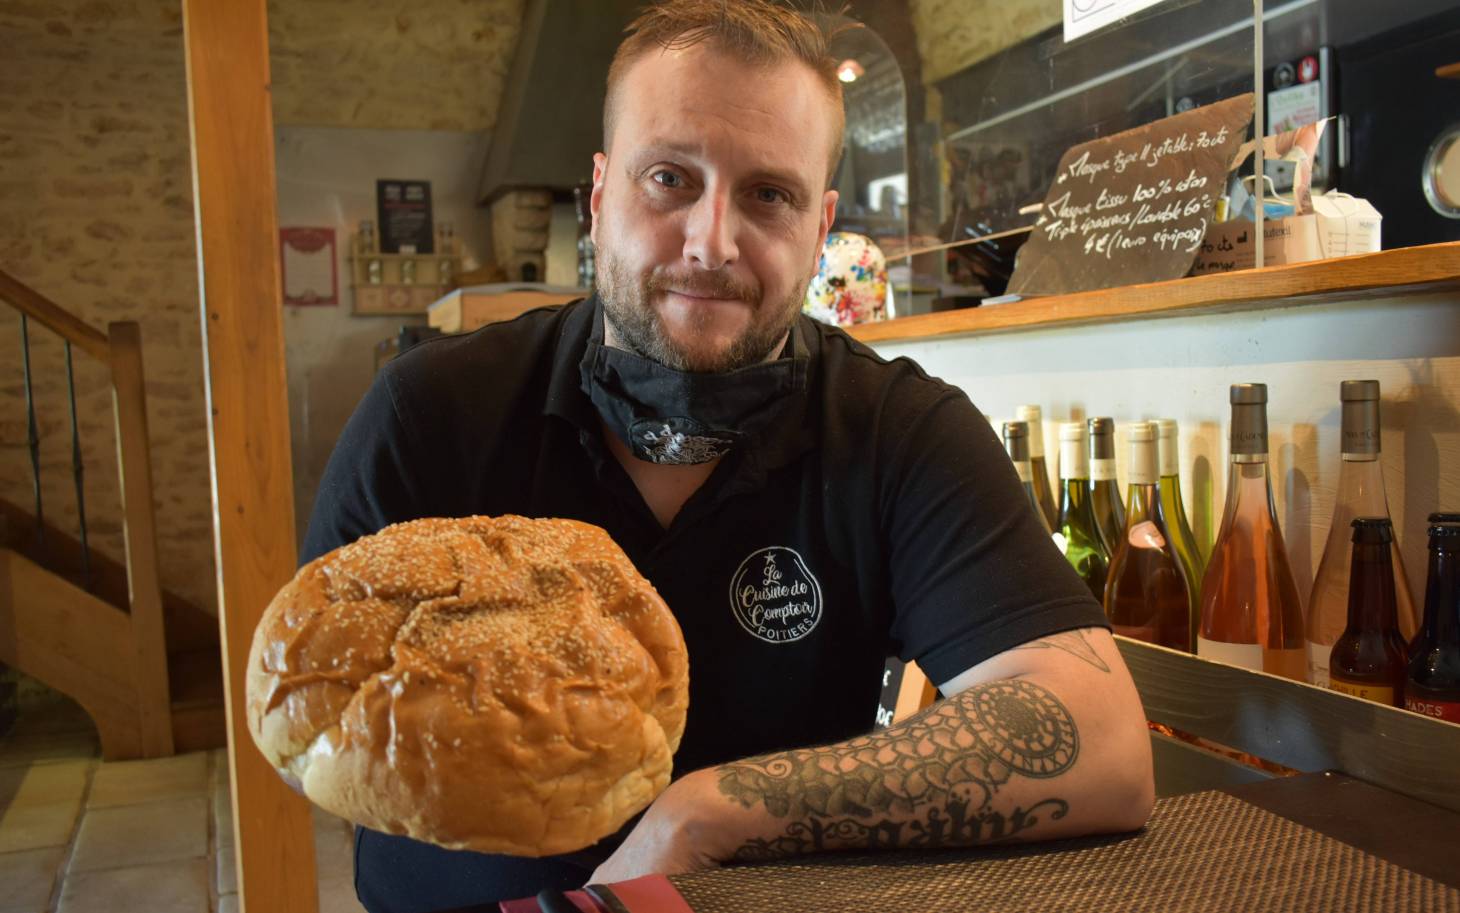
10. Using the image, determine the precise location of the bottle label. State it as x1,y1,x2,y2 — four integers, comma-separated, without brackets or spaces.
1306,640,1331,689
1197,637,1263,671
1128,520,1166,550
1329,678,1396,706
1404,697,1460,723
1091,458,1118,482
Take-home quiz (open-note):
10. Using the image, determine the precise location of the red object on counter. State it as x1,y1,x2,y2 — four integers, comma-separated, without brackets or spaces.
498,875,696,913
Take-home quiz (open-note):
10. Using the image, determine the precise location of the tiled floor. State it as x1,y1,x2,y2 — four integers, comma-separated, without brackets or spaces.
0,689,364,913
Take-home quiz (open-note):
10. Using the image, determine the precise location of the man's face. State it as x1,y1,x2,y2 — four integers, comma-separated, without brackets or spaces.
591,44,839,373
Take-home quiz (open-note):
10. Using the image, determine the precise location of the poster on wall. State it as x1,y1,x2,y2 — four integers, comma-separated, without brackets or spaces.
376,179,434,254
279,227,338,307
1065,0,1174,42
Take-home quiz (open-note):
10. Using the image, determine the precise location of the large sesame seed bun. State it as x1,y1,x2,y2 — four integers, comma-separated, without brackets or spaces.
245,515,689,856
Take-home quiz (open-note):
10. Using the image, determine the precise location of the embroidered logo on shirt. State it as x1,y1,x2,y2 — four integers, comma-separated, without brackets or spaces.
729,547,823,644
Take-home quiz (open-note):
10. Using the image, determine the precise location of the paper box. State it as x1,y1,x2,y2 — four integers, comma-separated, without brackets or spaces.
1189,214,1325,275
1310,192,1382,258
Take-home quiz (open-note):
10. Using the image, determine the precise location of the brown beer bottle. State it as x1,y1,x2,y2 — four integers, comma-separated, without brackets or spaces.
1328,518,1408,707
1405,516,1460,722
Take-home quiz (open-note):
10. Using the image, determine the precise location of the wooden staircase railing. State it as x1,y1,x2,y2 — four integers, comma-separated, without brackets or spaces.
0,266,173,758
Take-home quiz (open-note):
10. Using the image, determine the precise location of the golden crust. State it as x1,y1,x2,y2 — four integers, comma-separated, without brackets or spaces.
245,516,689,855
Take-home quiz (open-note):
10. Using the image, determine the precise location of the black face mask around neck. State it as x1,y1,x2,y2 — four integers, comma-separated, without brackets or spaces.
579,300,808,465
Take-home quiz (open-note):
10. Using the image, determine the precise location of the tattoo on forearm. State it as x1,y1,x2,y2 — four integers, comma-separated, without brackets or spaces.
1012,629,1110,673
718,679,1078,861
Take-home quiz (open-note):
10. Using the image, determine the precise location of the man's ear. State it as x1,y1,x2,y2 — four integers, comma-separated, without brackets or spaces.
590,152,608,246
811,189,839,274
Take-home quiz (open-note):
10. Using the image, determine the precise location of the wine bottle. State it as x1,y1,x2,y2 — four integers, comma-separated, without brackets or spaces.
1015,405,1058,529
1103,422,1193,651
1405,516,1460,722
1306,381,1418,687
1003,421,1052,534
1197,383,1306,681
1088,416,1126,554
1055,422,1110,601
1329,518,1408,706
1156,418,1205,651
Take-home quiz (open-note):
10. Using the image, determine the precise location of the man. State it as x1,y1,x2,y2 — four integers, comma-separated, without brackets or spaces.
302,3,1154,911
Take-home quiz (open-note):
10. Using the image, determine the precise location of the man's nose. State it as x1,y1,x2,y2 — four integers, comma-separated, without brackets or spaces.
682,187,739,270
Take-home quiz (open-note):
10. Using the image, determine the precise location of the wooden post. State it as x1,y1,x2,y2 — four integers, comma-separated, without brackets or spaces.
107,320,173,758
181,1,319,911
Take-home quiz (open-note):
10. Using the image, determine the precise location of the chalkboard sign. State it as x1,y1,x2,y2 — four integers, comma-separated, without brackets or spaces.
1008,94,1254,297
376,179,434,254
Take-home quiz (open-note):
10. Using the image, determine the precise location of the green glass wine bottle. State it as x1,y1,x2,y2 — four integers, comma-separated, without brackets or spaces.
1156,418,1206,652
1003,421,1052,534
1088,416,1126,555
1055,421,1110,601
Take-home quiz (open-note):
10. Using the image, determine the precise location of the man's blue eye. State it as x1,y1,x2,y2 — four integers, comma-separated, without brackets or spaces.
653,171,681,188
757,187,787,204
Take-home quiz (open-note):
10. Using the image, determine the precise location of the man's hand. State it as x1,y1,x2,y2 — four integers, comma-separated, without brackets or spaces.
587,768,745,884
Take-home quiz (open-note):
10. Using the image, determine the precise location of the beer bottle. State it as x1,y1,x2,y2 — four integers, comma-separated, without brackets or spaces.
1328,518,1408,707
1405,516,1460,722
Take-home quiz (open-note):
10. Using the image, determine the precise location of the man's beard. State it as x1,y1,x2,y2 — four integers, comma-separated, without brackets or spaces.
596,241,808,373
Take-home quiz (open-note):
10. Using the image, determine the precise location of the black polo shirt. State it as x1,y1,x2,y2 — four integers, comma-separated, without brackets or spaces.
304,294,1102,759
302,296,1105,907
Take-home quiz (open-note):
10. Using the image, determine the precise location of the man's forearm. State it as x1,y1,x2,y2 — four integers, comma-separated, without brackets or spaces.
589,629,1153,881
710,677,1084,860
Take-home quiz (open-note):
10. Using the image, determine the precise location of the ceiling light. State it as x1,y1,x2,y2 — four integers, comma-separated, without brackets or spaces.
837,59,864,83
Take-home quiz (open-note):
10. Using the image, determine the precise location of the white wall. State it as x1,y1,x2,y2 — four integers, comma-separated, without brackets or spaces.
274,125,495,543
867,290,1460,598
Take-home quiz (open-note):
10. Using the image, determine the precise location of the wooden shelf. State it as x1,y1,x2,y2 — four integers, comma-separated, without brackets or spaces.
849,242,1460,345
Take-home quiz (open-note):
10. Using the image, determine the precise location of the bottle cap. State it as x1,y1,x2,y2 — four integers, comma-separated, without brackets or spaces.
1230,383,1267,405
1429,523,1460,541
1015,406,1045,457
1427,512,1460,524
1230,383,1269,457
1127,422,1159,484
1340,379,1380,401
1058,423,1087,480
1156,418,1179,476
1087,416,1115,436
1340,379,1381,460
1350,517,1394,544
1003,421,1031,464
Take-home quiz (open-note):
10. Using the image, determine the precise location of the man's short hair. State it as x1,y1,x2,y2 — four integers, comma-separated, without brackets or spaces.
603,0,848,187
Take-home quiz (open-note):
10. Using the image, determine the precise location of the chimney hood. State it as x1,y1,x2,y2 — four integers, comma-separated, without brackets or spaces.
478,0,642,204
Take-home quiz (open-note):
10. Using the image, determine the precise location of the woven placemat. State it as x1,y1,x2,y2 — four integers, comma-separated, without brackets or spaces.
670,790,1460,912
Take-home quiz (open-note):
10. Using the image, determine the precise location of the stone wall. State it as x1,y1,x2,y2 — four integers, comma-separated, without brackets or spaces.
0,0,524,615
908,0,1060,85
0,0,214,612
268,0,523,131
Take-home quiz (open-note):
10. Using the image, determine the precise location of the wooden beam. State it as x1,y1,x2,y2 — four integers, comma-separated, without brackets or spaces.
851,241,1460,345
108,321,173,758
180,2,319,912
